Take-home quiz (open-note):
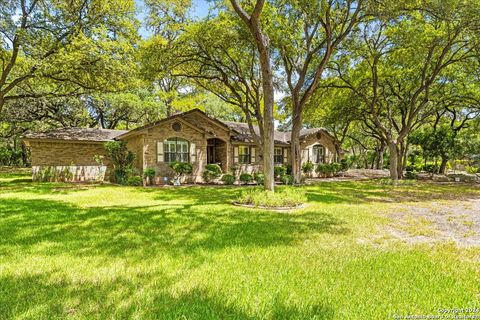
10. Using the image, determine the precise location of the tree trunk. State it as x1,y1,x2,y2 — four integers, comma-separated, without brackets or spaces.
439,157,448,175
388,142,399,183
376,141,386,169
290,113,302,184
397,141,405,179
229,0,275,191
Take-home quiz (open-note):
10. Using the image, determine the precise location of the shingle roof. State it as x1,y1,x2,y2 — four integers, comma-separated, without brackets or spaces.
23,128,128,142
223,121,290,144
223,121,333,144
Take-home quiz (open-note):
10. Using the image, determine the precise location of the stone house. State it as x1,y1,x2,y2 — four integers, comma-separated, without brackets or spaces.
23,109,342,183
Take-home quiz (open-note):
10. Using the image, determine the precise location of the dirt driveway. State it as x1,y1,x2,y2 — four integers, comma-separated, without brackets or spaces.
384,198,480,247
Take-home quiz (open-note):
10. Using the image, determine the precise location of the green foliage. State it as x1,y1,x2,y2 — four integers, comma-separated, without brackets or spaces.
281,174,294,185
143,168,156,179
0,146,24,166
202,164,222,183
105,141,136,184
466,166,478,174
169,162,193,177
236,187,306,208
340,159,350,171
221,174,236,185
126,176,143,186
0,0,139,112
302,162,314,176
274,166,287,179
239,173,253,185
253,172,265,185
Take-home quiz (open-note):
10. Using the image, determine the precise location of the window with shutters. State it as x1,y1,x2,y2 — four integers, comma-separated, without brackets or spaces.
274,147,283,164
164,138,189,163
238,146,251,164
312,145,325,164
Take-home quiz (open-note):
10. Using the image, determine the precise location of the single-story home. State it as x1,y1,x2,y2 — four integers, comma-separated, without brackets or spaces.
23,109,343,183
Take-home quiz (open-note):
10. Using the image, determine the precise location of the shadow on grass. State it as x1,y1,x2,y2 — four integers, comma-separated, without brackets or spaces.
304,180,480,204
0,272,334,319
0,197,348,258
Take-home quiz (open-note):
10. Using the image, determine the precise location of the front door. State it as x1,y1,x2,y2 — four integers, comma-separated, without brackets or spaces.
207,145,215,164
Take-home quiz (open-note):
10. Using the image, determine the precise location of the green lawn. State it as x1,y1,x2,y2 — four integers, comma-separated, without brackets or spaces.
1,169,479,319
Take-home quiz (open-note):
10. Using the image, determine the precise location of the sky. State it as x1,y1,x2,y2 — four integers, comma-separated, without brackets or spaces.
136,0,213,38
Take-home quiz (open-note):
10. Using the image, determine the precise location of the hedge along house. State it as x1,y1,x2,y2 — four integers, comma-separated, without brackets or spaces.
24,109,343,183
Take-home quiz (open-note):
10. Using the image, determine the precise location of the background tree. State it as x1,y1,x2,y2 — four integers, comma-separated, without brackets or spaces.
330,0,479,181
0,0,138,113
274,0,364,183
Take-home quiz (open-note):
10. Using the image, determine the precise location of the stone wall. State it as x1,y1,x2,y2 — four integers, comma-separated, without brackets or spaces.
27,140,111,182
29,140,110,166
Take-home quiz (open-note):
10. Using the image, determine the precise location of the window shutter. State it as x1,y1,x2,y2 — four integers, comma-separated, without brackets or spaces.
190,143,196,163
283,148,288,164
251,147,256,163
234,146,239,163
308,146,314,163
157,141,164,162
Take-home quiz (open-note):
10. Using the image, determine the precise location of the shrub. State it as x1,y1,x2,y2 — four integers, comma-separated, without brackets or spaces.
126,176,143,186
170,162,193,177
466,166,478,174
340,159,349,171
281,174,294,185
221,174,236,185
105,141,136,184
239,173,253,184
423,163,439,174
254,172,265,185
203,164,222,183
302,162,314,176
143,168,156,185
405,171,417,180
285,164,292,175
143,168,156,179
274,166,287,179
316,164,329,177
236,187,306,208
331,163,342,175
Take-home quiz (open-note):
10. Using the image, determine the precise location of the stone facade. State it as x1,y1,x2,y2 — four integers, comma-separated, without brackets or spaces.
24,109,342,183
122,112,231,184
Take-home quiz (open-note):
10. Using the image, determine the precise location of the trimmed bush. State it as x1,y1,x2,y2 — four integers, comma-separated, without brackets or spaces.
281,174,294,185
236,187,306,208
221,174,236,185
274,166,287,180
254,172,265,185
316,164,329,177
126,176,143,186
302,162,314,177
143,168,156,179
331,163,342,175
170,162,193,176
239,173,253,185
203,164,222,183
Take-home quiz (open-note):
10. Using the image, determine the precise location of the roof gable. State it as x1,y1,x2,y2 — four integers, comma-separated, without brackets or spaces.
115,108,231,140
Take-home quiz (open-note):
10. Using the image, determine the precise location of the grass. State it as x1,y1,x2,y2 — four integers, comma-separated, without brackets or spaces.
236,187,306,208
0,168,480,319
